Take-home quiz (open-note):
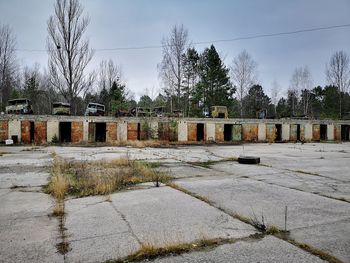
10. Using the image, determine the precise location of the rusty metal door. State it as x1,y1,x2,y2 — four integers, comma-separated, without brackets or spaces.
266,124,276,142
88,122,96,142
232,124,242,141
312,124,320,141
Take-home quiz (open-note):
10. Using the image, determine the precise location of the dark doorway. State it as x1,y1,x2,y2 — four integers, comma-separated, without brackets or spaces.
11,135,18,144
297,124,301,141
59,122,71,143
95,123,106,142
320,124,327,140
275,124,282,142
30,121,35,143
196,123,205,141
224,124,233,141
341,125,350,141
137,123,141,140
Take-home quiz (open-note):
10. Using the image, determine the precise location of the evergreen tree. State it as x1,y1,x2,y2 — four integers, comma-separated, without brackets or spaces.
138,95,153,108
192,45,234,117
110,81,128,113
243,85,271,118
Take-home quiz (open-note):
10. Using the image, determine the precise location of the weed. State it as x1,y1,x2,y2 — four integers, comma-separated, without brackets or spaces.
51,201,65,217
56,241,71,255
46,157,171,198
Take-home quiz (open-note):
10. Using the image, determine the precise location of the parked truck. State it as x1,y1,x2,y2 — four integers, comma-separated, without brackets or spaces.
6,98,33,114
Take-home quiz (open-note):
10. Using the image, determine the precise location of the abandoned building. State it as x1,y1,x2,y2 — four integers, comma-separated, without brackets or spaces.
0,114,350,145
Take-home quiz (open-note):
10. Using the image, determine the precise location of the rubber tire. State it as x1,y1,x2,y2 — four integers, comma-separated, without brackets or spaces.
238,156,260,164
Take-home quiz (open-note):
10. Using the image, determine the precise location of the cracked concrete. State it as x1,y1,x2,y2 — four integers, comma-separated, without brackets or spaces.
0,143,349,262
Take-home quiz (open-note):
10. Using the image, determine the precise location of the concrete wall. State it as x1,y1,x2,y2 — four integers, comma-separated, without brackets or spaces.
117,121,127,141
282,124,290,141
47,120,59,143
304,123,313,141
178,121,187,142
83,120,89,142
327,124,334,140
258,123,266,142
206,123,215,141
8,120,21,142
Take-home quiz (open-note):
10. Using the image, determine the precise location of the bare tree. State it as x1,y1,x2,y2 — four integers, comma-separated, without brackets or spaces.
289,66,313,116
158,24,189,112
231,50,258,118
326,50,350,118
97,59,123,92
271,80,280,116
47,0,94,114
0,24,17,111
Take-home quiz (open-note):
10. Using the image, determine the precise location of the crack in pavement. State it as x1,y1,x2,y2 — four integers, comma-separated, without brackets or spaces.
109,202,142,245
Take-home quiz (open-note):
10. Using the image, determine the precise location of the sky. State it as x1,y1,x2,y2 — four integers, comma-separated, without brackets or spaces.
0,0,349,100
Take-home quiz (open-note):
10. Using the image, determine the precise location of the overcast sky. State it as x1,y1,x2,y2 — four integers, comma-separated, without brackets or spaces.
0,0,349,100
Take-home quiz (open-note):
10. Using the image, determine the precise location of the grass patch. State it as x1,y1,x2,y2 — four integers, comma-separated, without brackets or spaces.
109,237,228,263
45,156,171,198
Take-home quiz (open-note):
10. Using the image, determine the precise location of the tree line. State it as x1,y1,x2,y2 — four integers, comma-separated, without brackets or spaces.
0,0,349,119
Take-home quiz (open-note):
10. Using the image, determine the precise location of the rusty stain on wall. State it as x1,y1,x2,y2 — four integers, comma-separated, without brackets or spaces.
312,124,320,141
266,124,276,142
34,121,47,144
215,124,224,142
71,121,83,143
21,121,31,144
0,120,8,142
127,122,138,141
334,125,341,141
187,123,197,141
242,124,258,141
106,122,118,142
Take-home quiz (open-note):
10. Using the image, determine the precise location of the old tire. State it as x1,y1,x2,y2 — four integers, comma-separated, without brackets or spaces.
238,156,260,164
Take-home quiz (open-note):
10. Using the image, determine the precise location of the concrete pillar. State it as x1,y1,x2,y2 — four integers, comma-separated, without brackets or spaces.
47,120,59,143
118,121,127,141
150,121,158,139
327,124,334,141
206,123,215,142
304,123,313,141
8,119,21,141
178,121,187,142
83,120,89,142
258,123,266,142
282,124,290,141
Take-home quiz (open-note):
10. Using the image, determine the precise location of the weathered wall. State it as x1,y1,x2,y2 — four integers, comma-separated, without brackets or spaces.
127,122,138,141
8,120,21,142
265,124,276,142
242,123,258,142
312,124,320,141
215,124,224,142
304,123,313,141
106,122,118,143
327,124,334,140
83,121,89,142
178,121,187,142
47,120,58,142
0,120,9,142
150,121,159,139
334,124,341,141
88,122,96,142
21,121,31,144
259,123,267,142
34,121,47,144
118,121,127,141
187,123,197,142
71,121,83,143
282,124,290,141
206,123,215,141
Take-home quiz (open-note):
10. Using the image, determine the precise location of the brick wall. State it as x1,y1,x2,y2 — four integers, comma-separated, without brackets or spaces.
106,122,118,142
71,121,83,143
21,121,31,144
0,120,8,142
34,121,47,144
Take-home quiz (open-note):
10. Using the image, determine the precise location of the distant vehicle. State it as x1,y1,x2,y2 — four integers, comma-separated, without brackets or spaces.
85,102,105,116
6,98,33,114
52,102,71,115
210,106,228,118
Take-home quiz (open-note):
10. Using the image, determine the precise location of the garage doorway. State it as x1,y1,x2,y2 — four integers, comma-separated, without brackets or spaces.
341,125,350,141
59,122,71,143
320,124,327,140
95,123,106,142
196,123,205,141
30,121,35,143
275,124,282,142
224,124,233,141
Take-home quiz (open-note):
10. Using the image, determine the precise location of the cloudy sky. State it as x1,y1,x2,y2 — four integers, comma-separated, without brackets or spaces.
0,0,349,100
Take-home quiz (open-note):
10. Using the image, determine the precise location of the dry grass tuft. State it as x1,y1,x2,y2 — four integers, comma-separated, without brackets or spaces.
46,156,171,198
52,201,65,217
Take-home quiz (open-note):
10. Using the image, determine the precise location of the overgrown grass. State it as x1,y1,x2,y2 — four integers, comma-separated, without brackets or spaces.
45,156,171,198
